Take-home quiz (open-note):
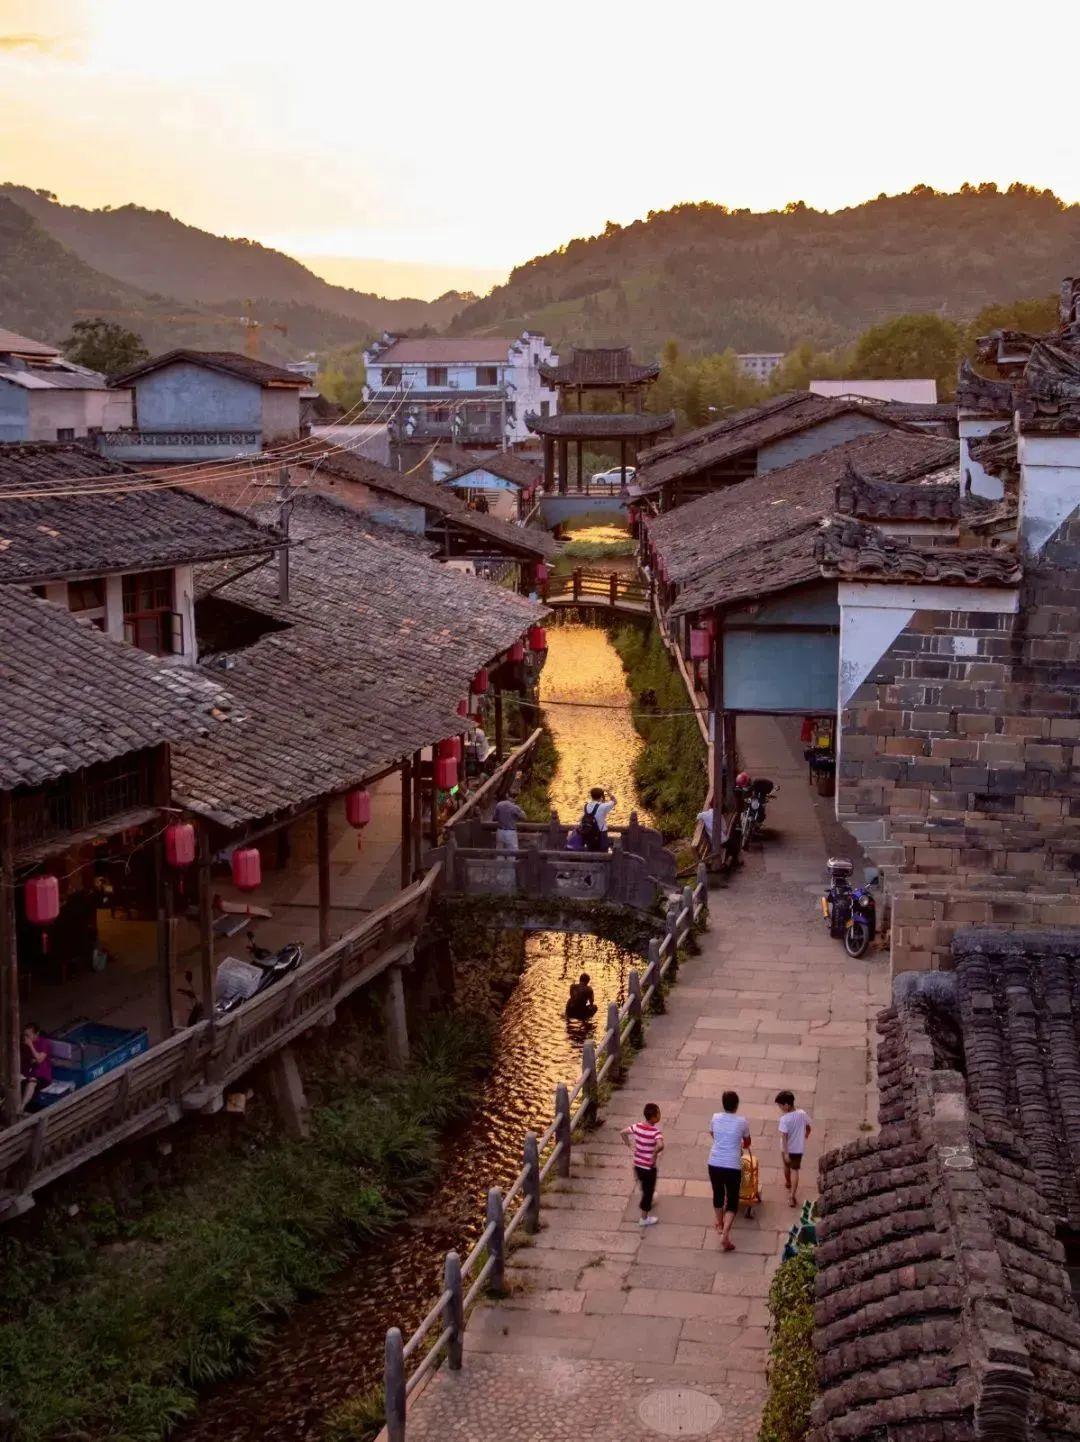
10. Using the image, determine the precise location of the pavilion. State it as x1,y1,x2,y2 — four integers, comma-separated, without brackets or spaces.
525,347,674,493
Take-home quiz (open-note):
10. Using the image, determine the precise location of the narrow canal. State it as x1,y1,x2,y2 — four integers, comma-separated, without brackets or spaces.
182,608,650,1439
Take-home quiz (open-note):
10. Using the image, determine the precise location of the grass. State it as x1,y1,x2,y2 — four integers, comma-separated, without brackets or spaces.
560,537,636,561
515,716,558,822
0,1014,494,1442
758,1248,817,1442
323,1384,386,1442
609,623,708,841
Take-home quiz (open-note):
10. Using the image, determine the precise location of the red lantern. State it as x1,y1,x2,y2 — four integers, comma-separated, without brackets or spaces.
25,875,60,953
165,821,196,868
472,668,489,695
690,627,711,660
437,737,459,760
508,640,525,663
345,788,372,828
528,625,547,652
435,756,458,790
456,697,470,717
534,562,549,585
231,848,262,892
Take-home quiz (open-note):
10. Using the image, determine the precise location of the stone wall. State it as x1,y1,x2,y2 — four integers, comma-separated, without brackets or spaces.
838,512,1080,970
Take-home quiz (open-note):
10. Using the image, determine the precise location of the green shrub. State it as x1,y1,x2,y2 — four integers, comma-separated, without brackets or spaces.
759,1249,817,1442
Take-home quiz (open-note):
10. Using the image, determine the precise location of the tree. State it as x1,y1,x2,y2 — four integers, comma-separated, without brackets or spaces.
317,344,367,412
852,314,964,397
964,295,1058,357
62,318,149,376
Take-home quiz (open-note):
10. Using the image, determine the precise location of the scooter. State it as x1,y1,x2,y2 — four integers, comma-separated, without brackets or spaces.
213,941,304,1017
820,859,879,958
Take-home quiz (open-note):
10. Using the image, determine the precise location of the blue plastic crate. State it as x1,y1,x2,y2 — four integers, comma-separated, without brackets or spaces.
48,1022,149,1089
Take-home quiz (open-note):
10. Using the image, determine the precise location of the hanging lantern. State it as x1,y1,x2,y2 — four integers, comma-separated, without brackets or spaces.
528,625,547,652
345,788,372,829
689,627,711,660
435,755,458,790
508,640,525,663
231,847,262,892
165,821,196,868
534,562,549,585
456,697,470,717
437,737,459,761
25,875,60,953
472,667,490,695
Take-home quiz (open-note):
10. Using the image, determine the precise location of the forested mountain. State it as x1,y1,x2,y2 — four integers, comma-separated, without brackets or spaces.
451,185,1080,357
0,185,468,355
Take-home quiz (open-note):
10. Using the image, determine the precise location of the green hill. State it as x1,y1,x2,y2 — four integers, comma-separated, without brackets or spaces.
450,184,1080,357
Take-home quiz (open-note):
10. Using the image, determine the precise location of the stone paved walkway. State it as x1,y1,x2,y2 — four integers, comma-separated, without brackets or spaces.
403,717,890,1442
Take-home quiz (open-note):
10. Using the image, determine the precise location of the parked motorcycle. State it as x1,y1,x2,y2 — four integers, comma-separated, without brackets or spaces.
737,774,778,848
820,858,879,958
213,941,304,1018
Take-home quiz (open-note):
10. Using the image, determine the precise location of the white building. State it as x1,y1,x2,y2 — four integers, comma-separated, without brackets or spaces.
363,332,558,448
737,352,785,384
0,327,132,441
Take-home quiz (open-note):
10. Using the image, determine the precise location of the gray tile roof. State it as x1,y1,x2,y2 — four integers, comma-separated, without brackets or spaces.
524,410,674,439
539,348,659,387
0,586,225,790
0,442,282,584
111,349,307,389
174,494,547,828
815,519,1023,587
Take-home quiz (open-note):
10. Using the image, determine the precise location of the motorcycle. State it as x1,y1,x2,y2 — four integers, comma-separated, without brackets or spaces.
213,941,304,1018
820,858,879,958
740,778,778,848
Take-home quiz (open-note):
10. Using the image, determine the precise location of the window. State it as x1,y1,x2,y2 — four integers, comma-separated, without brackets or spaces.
122,569,179,656
426,367,448,387
57,428,75,441
382,367,402,389
476,366,499,387
68,577,107,631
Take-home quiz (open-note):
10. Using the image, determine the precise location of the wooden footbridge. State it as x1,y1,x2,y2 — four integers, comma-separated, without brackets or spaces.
542,568,651,616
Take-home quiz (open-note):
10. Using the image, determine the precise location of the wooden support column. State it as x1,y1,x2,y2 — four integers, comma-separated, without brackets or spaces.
543,436,555,491
558,439,569,495
383,954,411,1067
154,832,173,1040
316,799,331,953
400,757,412,888
197,824,215,1021
619,438,627,486
710,613,725,853
494,688,505,762
0,793,20,1126
576,439,584,492
410,748,424,874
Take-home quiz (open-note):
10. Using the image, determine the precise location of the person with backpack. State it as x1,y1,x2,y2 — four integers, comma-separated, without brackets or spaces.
579,787,616,852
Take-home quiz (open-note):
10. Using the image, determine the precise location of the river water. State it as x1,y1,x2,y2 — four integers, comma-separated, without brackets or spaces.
181,618,648,1441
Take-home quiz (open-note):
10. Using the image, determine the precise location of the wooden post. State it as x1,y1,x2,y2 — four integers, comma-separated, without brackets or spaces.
710,613,725,856
576,439,584,492
494,688,504,762
666,901,680,975
628,970,644,1047
573,568,582,602
646,937,662,1008
385,1328,406,1442
410,748,423,875
606,1000,622,1078
487,1187,506,1293
154,831,173,1040
697,862,709,918
558,438,569,495
316,799,331,953
619,437,628,486
197,823,214,1021
722,712,738,814
609,572,617,606
682,885,694,944
582,1040,599,1120
546,810,561,850
543,435,555,491
400,757,412,889
0,792,20,1126
443,1250,464,1370
555,1082,572,1178
383,964,409,1067
523,1130,541,1232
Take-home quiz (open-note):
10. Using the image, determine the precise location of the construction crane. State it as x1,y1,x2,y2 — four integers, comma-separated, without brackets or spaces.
72,301,288,359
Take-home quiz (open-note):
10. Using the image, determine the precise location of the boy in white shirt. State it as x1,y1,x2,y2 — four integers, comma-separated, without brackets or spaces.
775,1090,812,1207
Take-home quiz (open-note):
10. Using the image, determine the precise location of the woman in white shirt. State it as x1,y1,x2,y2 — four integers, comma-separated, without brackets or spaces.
707,1090,751,1251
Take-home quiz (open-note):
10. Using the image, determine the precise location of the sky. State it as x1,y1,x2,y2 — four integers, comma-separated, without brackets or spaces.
1,0,1078,299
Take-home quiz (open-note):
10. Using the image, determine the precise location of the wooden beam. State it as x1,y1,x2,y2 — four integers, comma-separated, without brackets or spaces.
197,824,215,1021
0,792,20,1126
710,614,726,850
494,688,505,762
411,748,424,874
154,832,173,1041
316,799,331,953
400,757,412,889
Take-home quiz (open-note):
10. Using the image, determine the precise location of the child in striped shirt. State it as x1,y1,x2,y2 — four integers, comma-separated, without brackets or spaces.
621,1102,664,1226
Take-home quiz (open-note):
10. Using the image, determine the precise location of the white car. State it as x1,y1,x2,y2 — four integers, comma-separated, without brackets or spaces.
589,465,636,489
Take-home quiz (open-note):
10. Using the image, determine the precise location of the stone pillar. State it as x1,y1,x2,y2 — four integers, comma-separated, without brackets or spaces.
268,1045,310,1138
383,959,410,1067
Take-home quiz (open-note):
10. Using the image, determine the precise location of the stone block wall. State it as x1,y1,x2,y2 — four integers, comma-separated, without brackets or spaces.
838,513,1080,970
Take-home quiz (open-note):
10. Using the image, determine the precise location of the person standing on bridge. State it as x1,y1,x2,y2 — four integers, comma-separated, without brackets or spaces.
579,787,616,852
492,796,527,851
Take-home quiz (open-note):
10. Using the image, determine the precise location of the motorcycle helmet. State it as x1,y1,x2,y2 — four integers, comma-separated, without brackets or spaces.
735,771,751,788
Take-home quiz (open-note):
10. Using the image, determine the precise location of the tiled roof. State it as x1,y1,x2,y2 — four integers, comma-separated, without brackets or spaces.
539,348,659,387
175,495,546,828
0,365,107,392
443,451,544,490
967,423,1020,491
815,519,1022,586
1017,339,1080,433
371,337,518,364
111,350,307,389
834,462,961,520
650,431,958,587
0,586,225,790
634,393,903,493
280,443,556,560
524,410,675,439
0,442,282,584
875,400,957,425
955,357,1014,415
669,525,823,616
0,328,59,359
811,981,1080,1442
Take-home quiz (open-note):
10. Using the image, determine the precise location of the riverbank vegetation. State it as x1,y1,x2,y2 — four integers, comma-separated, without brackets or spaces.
0,1010,493,1442
759,1248,817,1442
610,623,707,840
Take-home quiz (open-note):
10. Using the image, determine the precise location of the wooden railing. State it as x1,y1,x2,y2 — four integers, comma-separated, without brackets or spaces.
543,569,651,610
0,868,440,1218
445,730,542,834
382,865,709,1440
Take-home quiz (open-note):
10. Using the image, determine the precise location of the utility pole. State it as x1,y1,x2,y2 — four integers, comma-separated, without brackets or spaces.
277,465,294,603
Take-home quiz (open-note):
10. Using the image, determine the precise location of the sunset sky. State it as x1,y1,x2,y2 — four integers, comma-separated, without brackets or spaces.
1,0,1076,299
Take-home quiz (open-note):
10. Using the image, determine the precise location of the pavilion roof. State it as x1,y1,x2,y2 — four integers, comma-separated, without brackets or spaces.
524,410,675,440
539,348,660,388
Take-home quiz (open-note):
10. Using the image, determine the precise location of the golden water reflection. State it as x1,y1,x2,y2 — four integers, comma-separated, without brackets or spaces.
539,623,653,829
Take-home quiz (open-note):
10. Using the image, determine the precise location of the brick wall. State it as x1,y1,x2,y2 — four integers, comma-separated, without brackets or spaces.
838,513,1080,970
